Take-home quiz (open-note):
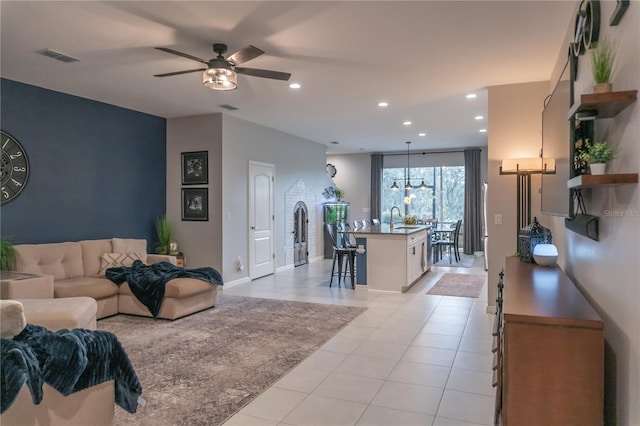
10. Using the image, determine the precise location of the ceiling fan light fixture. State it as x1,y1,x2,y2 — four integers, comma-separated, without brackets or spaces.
203,68,237,91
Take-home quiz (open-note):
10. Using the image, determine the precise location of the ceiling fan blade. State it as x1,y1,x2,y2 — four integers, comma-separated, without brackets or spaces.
235,67,291,81
154,47,209,65
227,45,264,65
154,68,206,77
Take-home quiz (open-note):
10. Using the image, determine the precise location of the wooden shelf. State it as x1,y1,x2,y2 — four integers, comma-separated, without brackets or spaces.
567,173,638,189
568,90,637,119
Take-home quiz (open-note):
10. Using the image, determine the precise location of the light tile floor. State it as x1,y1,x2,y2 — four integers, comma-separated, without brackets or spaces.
222,255,494,426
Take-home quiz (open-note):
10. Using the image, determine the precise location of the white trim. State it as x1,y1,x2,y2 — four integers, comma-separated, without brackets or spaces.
309,256,325,263
486,304,496,314
276,264,295,273
222,277,251,289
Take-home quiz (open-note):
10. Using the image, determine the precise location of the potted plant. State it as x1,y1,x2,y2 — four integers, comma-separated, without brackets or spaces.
1,238,17,271
590,39,616,93
322,186,345,201
579,139,615,175
155,214,173,255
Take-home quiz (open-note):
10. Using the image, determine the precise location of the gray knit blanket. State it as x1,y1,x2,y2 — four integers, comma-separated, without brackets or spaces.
0,324,142,414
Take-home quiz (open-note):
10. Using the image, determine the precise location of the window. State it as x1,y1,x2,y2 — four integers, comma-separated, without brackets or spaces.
381,166,465,224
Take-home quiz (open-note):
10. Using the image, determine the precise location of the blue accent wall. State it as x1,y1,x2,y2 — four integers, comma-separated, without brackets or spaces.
1,79,166,248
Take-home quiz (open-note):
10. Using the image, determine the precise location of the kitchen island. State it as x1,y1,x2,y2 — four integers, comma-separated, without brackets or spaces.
352,224,431,292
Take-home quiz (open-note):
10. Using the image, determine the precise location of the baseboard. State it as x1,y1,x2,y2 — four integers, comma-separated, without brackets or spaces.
222,277,251,289
486,304,496,314
276,264,295,273
309,256,325,263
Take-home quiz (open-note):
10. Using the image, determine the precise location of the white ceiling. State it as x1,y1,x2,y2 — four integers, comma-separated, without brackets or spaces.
0,1,576,154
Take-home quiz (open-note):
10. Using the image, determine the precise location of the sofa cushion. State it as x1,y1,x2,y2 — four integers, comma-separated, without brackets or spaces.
98,253,142,275
54,277,119,300
112,238,147,264
79,239,113,277
14,242,84,280
118,277,213,299
18,297,97,331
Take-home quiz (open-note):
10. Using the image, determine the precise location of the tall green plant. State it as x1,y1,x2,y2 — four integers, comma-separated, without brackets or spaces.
590,39,616,84
1,238,17,271
155,215,173,255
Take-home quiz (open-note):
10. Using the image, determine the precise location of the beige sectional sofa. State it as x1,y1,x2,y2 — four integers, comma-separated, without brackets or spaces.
9,238,220,320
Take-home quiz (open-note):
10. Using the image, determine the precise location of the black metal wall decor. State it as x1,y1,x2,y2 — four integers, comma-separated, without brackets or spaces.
610,0,629,26
518,217,552,263
571,0,601,81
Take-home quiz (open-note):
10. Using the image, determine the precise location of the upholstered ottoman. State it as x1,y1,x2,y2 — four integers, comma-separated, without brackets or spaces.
117,278,220,320
18,297,98,331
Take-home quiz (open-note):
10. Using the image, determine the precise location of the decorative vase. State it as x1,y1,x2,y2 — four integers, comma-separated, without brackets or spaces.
169,239,179,255
593,83,612,93
590,163,607,175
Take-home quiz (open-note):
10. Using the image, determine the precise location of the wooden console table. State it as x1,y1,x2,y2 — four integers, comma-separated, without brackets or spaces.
496,257,604,425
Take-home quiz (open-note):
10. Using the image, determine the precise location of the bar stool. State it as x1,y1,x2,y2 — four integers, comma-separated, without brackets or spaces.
326,224,355,289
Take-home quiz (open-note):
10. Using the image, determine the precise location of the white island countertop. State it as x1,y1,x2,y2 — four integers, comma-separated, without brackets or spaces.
351,224,430,235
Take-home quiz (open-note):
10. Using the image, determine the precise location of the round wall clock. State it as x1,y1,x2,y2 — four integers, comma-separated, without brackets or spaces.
326,163,337,178
1,130,30,205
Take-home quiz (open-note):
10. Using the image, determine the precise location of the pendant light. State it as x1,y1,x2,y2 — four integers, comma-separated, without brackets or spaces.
404,141,413,190
418,180,428,190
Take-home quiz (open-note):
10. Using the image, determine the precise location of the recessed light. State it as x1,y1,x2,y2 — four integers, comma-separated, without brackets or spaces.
377,101,389,107
479,129,487,133
466,93,477,99
289,83,301,89
403,121,412,126
418,133,426,137
475,115,484,120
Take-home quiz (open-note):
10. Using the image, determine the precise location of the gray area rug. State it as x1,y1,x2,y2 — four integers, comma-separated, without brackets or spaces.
98,295,366,426
427,273,486,298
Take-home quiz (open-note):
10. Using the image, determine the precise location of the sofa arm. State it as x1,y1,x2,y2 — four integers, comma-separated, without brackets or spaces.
147,254,177,266
0,273,54,299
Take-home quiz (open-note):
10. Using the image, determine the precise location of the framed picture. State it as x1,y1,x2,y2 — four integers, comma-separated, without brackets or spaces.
181,151,208,185
182,188,208,221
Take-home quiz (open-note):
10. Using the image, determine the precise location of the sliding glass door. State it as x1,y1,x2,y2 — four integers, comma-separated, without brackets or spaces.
381,166,465,225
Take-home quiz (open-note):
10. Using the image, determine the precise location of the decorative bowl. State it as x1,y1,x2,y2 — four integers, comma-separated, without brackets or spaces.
532,243,558,266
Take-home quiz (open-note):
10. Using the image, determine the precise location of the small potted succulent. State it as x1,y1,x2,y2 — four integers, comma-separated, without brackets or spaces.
579,139,615,175
590,39,616,93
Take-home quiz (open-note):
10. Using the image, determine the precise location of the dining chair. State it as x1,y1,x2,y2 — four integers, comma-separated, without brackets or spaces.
326,224,355,288
362,219,371,228
436,220,462,263
372,218,380,225
353,220,361,230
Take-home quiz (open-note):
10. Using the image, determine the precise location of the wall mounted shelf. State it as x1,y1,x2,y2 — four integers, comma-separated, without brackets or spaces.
567,173,638,189
569,90,637,119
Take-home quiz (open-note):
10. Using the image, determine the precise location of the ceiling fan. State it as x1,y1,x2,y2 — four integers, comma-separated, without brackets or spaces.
154,43,291,91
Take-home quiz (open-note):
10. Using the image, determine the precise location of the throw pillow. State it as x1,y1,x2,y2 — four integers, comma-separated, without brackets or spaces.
99,252,142,275
0,300,26,338
112,238,148,263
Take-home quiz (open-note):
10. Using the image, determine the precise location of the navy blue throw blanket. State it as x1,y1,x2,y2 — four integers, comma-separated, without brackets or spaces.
1,324,142,414
106,260,223,319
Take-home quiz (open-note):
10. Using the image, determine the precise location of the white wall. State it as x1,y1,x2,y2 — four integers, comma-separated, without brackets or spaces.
326,153,371,223
167,113,331,282
486,80,548,306
547,2,639,424
488,2,639,423
166,114,223,270
221,114,332,282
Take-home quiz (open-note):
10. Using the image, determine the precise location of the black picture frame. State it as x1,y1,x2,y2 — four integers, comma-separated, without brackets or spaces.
181,151,208,185
182,188,208,221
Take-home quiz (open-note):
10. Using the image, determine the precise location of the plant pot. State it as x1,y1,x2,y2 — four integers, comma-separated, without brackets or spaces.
593,83,612,93
590,163,607,175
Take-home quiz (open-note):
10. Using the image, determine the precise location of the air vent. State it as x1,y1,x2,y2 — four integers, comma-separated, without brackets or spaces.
219,104,239,111
330,141,339,145
37,48,79,63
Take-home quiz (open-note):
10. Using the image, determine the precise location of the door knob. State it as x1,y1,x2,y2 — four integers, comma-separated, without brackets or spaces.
250,226,256,230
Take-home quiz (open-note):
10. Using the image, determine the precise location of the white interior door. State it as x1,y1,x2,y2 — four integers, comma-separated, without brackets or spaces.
249,161,275,279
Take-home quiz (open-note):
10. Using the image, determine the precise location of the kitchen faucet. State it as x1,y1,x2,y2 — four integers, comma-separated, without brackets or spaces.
390,206,401,230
